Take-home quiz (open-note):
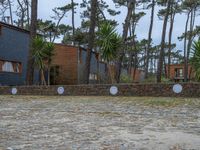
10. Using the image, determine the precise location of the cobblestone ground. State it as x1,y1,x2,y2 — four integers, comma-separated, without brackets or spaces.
0,96,200,150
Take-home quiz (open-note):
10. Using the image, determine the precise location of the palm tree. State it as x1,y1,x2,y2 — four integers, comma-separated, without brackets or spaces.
43,42,55,85
97,23,121,83
191,41,200,81
32,37,47,85
32,37,54,85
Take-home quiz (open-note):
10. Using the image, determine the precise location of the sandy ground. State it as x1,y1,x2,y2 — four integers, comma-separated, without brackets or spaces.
0,96,200,150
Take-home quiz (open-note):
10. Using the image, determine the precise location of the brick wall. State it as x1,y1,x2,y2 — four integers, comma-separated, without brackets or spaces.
52,44,78,85
1,83,200,97
166,64,194,80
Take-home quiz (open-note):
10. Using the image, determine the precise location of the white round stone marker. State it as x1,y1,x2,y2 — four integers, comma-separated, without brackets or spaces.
110,86,118,95
173,84,183,94
11,88,17,95
57,87,64,95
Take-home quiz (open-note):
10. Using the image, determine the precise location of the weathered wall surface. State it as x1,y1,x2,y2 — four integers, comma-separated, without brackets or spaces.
0,83,200,97
0,26,29,85
53,44,78,85
78,48,107,84
52,45,107,85
0,25,39,85
166,64,194,80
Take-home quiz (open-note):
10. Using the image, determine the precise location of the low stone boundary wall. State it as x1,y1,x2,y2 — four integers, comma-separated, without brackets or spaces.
0,83,200,97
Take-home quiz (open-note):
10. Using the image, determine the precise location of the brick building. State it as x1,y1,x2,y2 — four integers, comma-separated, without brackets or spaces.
0,21,39,85
0,22,107,86
166,64,195,81
50,44,107,85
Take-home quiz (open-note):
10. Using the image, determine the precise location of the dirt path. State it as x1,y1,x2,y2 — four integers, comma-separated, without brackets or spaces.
0,96,200,150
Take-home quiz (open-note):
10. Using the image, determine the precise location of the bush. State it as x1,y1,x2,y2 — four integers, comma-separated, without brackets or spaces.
120,74,133,83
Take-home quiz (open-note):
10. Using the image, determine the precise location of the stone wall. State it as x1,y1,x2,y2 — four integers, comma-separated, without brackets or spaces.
0,83,200,97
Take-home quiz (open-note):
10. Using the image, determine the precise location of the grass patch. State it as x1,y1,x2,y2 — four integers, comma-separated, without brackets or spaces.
98,111,122,117
143,99,182,107
140,98,200,108
0,96,200,108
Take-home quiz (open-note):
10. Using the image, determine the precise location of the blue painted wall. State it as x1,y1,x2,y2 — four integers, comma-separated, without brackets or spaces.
0,25,39,85
78,48,107,84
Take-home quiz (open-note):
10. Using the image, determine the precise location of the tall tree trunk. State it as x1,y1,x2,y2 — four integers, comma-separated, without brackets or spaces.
52,12,66,42
185,8,196,82
41,69,46,85
7,0,13,24
71,0,75,45
97,58,100,84
17,0,25,28
133,51,138,81
150,55,153,73
26,0,38,85
183,11,190,82
85,0,98,84
24,0,30,28
145,0,155,79
47,63,51,86
116,0,135,83
153,53,156,73
108,64,114,84
156,0,171,83
128,53,134,74
128,25,132,75
167,10,175,78
164,57,167,78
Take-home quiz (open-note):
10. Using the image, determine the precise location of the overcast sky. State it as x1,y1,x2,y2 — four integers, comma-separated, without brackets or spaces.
12,0,200,52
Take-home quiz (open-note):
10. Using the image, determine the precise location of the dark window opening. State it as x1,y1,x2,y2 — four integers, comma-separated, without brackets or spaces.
50,66,59,85
175,68,183,78
89,73,97,80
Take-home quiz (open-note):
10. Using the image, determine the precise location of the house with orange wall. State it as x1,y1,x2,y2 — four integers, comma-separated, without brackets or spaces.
166,64,195,82
50,44,107,85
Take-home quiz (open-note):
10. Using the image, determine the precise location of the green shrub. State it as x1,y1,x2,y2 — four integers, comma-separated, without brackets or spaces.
120,74,132,83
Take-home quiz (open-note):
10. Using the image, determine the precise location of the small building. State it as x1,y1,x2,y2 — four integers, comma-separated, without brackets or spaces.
50,44,107,85
0,22,107,86
166,64,195,82
0,21,39,85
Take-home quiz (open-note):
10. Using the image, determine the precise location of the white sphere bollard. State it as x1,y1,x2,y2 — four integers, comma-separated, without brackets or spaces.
110,86,118,95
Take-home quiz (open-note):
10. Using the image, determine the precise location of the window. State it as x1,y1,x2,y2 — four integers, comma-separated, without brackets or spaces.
2,62,14,72
89,73,97,80
50,66,60,85
175,68,183,77
0,60,22,73
14,63,21,73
